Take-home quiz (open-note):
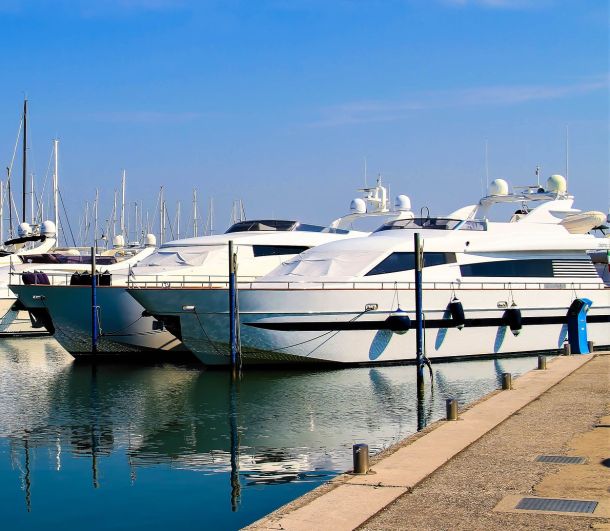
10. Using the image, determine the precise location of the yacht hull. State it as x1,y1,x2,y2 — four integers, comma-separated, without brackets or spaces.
128,284,610,365
10,284,186,356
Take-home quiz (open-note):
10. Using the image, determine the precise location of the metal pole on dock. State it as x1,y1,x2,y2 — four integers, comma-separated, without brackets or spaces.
414,232,424,398
228,240,239,376
91,246,98,354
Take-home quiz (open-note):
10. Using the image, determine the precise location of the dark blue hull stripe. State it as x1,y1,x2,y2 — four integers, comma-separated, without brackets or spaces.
246,314,610,332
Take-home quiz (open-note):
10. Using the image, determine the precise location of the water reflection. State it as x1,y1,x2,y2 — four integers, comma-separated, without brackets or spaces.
0,338,540,530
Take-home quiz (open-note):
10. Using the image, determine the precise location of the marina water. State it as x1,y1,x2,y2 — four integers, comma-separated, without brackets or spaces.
0,338,540,530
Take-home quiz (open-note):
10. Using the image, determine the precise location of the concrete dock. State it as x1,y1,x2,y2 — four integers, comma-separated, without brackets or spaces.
246,352,610,530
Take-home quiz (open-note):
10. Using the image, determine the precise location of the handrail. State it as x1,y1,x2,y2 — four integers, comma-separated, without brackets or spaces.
8,269,607,291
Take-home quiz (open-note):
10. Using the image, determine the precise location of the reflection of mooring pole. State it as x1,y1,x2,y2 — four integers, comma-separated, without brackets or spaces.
414,232,424,399
228,240,241,377
91,246,98,354
229,377,241,512
24,436,32,512
90,364,100,489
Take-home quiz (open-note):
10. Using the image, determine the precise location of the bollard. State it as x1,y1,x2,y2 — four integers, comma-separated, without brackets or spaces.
353,443,369,474
501,372,512,390
446,398,458,421
587,340,595,353
537,355,547,370
563,343,571,356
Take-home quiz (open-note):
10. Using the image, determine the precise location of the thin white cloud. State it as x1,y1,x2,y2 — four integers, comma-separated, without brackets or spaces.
313,77,608,127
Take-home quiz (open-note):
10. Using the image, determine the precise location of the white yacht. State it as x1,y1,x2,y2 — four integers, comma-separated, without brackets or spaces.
127,175,610,365
10,180,412,357
0,221,58,335
4,233,158,337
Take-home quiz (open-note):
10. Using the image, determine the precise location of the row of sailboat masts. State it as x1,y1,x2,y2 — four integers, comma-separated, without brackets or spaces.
76,181,233,247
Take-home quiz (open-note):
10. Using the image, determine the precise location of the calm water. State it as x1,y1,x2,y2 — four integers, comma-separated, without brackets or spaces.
0,338,540,530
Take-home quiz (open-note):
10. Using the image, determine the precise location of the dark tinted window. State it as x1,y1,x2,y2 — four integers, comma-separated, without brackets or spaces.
225,220,297,233
375,218,486,233
460,259,554,278
253,245,309,257
365,252,456,276
296,223,350,235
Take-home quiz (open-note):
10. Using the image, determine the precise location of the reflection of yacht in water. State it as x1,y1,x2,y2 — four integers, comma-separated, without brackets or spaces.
1,342,537,483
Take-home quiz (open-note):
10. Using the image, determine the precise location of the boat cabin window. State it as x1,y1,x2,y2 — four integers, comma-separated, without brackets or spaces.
460,258,598,278
252,245,310,257
225,220,297,233
365,252,456,276
374,218,487,232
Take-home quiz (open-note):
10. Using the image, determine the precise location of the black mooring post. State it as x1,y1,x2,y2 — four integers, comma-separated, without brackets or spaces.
91,246,98,354
414,232,424,398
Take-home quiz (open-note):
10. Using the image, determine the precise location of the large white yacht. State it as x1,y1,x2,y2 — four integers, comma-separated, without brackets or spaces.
10,180,412,357
127,175,610,365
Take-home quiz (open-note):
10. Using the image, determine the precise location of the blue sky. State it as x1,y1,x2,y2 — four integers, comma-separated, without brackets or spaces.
0,0,607,242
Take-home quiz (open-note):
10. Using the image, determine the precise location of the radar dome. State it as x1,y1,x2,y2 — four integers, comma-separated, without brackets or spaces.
144,234,157,247
113,235,125,248
488,179,509,196
395,194,412,212
350,197,366,214
17,222,32,238
40,220,56,238
546,174,567,193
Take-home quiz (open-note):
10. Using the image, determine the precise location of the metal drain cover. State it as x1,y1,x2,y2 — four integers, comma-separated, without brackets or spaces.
516,497,598,513
536,455,586,464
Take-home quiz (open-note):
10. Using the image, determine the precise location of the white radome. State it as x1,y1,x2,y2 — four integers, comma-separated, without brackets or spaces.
350,197,367,214
546,174,567,193
40,220,57,238
395,194,412,211
488,179,509,196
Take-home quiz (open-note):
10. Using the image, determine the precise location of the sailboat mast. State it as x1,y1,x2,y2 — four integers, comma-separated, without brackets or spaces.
22,98,27,223
53,139,60,240
120,170,126,238
0,181,4,243
94,189,99,244
192,189,198,237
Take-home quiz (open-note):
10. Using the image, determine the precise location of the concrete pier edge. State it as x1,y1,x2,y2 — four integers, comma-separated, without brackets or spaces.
245,353,601,531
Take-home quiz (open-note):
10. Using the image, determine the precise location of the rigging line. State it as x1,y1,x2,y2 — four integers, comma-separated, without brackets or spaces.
299,311,369,358
100,315,144,337
58,189,77,247
269,310,367,354
194,312,232,358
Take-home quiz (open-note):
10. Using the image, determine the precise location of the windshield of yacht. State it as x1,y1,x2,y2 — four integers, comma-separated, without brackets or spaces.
225,219,351,234
295,224,350,234
375,218,487,232
225,220,297,233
